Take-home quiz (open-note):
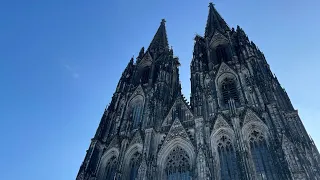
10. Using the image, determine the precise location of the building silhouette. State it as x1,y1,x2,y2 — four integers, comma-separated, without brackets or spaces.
77,3,320,180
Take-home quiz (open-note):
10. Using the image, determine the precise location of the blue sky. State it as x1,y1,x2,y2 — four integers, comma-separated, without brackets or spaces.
1,0,320,179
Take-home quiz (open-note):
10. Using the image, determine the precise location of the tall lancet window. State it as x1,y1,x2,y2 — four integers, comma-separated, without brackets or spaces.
128,96,144,130
104,156,117,180
217,135,239,180
129,152,141,180
249,130,278,180
165,146,191,180
131,103,143,129
140,67,150,84
216,45,228,63
221,78,239,105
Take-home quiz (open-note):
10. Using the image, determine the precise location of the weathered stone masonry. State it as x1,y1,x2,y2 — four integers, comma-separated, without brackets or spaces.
77,3,320,180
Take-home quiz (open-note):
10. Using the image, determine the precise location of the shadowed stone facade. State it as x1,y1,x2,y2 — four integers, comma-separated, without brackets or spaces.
77,3,320,180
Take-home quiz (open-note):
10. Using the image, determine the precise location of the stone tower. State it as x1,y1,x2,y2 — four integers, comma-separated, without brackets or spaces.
77,4,320,180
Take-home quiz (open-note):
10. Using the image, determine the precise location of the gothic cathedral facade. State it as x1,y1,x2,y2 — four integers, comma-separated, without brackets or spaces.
77,3,320,180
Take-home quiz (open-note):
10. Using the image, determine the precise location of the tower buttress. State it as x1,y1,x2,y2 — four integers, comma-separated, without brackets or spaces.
190,3,320,180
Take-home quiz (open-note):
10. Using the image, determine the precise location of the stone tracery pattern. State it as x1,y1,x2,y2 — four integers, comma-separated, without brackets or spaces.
165,146,191,180
103,156,117,180
77,3,320,180
221,78,239,105
248,130,278,180
217,135,239,180
126,95,144,131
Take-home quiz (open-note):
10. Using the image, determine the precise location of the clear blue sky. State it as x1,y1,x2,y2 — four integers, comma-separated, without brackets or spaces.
1,0,320,179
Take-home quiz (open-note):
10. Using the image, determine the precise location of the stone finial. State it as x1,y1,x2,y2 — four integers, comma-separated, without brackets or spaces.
161,19,166,24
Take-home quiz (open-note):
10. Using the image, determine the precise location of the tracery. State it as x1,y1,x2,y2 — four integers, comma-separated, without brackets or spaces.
165,146,192,180
221,78,239,105
103,156,117,180
131,103,143,129
217,135,239,180
128,96,144,130
249,130,278,180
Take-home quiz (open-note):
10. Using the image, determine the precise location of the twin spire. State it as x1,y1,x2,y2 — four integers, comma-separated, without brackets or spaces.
146,3,228,57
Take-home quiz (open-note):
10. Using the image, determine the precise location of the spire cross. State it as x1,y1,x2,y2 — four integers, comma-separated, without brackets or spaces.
161,19,166,24
209,2,215,6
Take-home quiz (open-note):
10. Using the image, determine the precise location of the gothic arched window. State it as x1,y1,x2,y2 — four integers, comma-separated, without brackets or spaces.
128,96,144,130
128,152,141,180
165,146,191,180
140,67,150,84
131,103,143,130
249,131,278,180
221,78,239,105
103,156,117,180
216,45,228,63
217,135,239,180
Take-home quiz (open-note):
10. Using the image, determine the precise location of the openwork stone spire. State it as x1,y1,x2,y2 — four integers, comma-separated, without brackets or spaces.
148,19,169,57
205,2,230,38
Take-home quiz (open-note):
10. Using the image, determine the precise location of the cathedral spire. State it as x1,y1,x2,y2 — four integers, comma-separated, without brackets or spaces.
205,3,229,38
147,19,169,57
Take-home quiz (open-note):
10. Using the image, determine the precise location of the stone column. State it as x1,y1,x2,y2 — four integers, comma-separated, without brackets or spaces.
231,116,254,180
117,138,128,180
195,117,210,179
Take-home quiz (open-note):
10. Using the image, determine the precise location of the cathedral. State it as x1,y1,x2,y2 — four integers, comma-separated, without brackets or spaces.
77,3,320,180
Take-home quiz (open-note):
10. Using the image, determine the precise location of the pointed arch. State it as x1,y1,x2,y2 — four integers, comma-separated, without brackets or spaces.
140,51,153,65
243,109,265,126
162,97,194,127
123,143,143,180
215,63,237,83
242,113,278,179
242,110,269,143
157,137,196,179
127,85,145,105
97,147,119,180
211,120,239,180
136,52,152,85
126,89,145,130
215,63,243,108
161,118,190,146
128,131,143,148
209,31,229,49
213,114,231,131
248,130,278,179
106,136,120,150
165,146,192,179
